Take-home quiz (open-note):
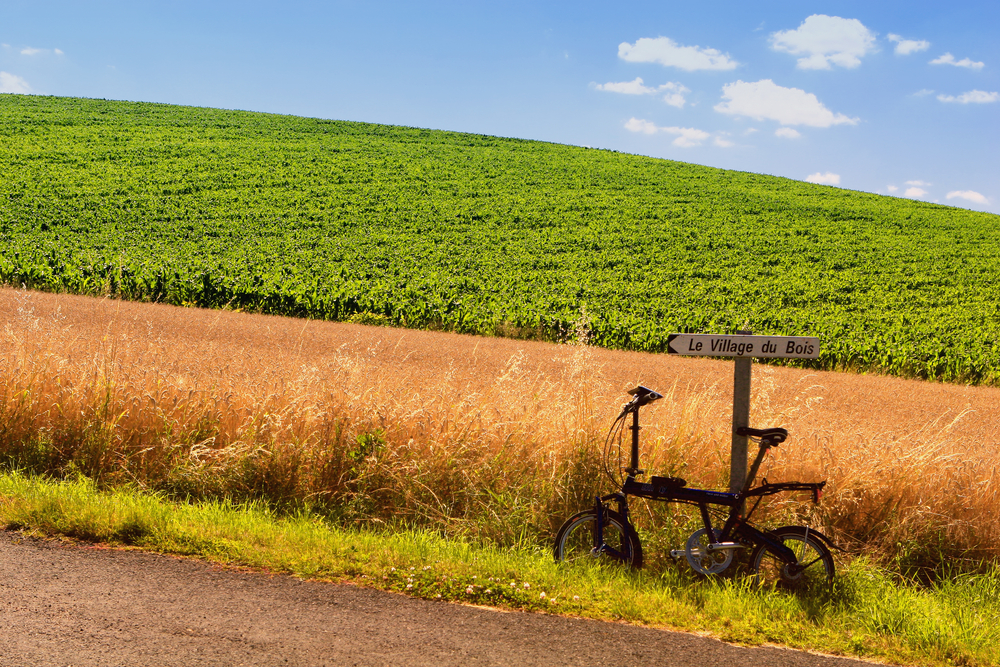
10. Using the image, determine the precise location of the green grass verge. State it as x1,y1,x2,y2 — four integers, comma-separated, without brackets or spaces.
1,470,997,667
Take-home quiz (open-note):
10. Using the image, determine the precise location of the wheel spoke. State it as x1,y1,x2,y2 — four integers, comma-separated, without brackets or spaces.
799,555,824,570
749,526,834,590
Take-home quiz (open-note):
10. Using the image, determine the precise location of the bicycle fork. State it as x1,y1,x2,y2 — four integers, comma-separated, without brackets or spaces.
594,497,606,554
592,493,631,562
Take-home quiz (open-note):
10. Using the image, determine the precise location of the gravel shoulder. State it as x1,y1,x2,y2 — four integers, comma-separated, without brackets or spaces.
0,530,884,667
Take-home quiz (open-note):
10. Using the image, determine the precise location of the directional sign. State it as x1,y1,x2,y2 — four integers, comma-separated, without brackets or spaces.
667,334,820,359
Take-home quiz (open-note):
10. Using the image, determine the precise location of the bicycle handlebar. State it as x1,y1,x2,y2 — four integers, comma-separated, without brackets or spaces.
623,385,663,412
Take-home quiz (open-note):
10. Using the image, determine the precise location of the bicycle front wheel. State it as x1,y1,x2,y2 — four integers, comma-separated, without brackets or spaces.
553,509,643,569
749,525,834,591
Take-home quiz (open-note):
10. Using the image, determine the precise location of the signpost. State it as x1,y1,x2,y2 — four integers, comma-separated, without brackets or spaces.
667,332,820,494
667,334,819,360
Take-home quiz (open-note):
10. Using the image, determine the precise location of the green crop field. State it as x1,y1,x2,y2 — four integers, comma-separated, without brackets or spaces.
2,94,999,383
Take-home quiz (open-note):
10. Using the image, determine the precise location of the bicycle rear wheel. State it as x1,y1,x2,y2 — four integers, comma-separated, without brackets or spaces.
553,509,643,569
749,525,834,591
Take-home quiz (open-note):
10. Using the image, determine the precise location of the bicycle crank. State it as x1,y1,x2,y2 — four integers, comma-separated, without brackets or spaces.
683,528,742,575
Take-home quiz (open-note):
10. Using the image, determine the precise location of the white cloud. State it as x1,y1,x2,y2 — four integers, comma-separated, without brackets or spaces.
775,127,801,139
714,136,735,148
913,89,935,97
663,126,711,147
624,117,659,134
595,78,691,107
887,185,899,193
714,79,859,127
623,118,713,147
887,34,929,55
595,77,659,95
618,36,738,71
937,90,999,104
771,15,877,69
906,180,932,186
660,82,691,108
947,190,989,205
0,71,32,94
930,53,985,70
905,187,928,198
806,172,841,185
16,46,63,57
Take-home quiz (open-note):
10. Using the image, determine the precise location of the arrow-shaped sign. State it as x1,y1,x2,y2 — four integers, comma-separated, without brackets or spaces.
667,334,820,359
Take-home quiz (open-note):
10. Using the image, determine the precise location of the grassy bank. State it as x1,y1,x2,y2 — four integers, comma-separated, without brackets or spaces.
2,471,998,667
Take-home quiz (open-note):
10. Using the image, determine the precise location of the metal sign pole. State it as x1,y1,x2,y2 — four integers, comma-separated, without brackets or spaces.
730,337,752,494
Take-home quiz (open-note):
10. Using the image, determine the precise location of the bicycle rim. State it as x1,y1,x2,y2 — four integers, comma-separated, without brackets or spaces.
750,525,834,591
553,509,643,569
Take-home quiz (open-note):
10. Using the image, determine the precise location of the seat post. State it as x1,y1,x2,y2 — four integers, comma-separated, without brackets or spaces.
628,407,640,475
742,442,770,495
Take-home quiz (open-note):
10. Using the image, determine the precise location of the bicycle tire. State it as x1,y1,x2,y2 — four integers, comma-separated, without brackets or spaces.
553,509,643,569
749,525,834,591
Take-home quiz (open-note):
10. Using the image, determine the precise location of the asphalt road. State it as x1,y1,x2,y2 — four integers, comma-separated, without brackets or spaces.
0,531,882,667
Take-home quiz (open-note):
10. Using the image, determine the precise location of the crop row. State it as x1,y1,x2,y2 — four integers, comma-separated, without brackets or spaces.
1,95,999,383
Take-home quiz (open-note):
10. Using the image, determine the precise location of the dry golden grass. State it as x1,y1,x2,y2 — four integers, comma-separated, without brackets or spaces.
2,287,998,568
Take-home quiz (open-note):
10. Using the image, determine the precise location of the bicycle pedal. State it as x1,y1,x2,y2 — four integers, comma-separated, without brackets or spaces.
668,549,686,560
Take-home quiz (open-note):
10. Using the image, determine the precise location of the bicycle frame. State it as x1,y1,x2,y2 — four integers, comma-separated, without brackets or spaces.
590,392,830,569
594,487,805,567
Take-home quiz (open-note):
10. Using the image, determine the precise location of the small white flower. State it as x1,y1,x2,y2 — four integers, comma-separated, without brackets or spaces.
406,584,413,590
539,592,546,599
523,582,530,589
465,586,474,594
485,589,492,594
573,595,580,601
390,567,396,572
435,594,441,599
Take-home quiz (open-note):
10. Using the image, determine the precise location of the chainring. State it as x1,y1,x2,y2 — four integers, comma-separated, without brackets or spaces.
685,528,734,575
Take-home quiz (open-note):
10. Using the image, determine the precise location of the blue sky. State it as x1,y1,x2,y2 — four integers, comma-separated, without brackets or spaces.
2,1,997,213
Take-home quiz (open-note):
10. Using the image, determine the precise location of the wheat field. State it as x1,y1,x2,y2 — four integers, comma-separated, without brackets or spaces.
2,287,998,570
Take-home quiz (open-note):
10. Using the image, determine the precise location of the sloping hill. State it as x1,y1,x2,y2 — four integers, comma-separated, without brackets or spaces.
1,95,998,382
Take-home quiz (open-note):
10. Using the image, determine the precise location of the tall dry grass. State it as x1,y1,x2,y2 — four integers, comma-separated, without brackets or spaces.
1,287,998,572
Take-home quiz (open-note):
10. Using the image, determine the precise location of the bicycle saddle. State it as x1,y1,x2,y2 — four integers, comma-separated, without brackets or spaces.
735,426,788,444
